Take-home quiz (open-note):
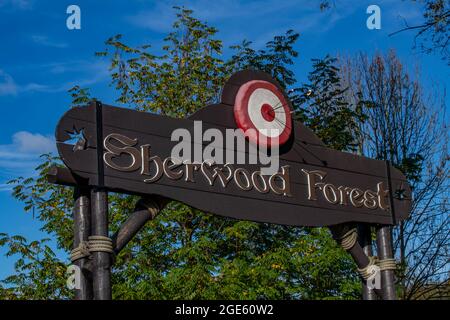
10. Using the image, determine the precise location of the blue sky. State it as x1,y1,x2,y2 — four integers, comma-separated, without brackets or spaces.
0,0,448,278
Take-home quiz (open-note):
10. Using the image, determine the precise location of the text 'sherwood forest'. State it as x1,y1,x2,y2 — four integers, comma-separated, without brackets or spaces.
55,70,411,227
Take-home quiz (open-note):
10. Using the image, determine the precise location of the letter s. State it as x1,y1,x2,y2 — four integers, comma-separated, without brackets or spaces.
103,133,141,172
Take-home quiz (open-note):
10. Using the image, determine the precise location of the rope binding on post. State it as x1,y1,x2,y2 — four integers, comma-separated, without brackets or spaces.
70,241,90,262
334,228,358,251
357,256,378,280
377,258,397,271
70,236,114,263
357,256,397,280
331,225,397,281
137,197,162,219
88,236,114,254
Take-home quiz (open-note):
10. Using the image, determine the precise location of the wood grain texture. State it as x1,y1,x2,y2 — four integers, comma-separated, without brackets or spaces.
54,70,411,227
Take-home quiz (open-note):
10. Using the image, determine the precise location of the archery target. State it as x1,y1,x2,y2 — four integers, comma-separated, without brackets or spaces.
234,80,292,147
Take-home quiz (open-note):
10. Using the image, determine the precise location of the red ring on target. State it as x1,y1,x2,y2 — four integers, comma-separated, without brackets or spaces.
234,80,292,147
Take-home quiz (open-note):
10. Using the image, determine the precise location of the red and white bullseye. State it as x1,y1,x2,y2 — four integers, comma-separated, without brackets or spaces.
234,80,292,147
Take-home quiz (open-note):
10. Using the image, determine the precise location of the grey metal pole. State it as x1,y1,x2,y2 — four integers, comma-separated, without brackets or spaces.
358,224,377,300
73,187,93,300
376,225,397,300
91,188,111,300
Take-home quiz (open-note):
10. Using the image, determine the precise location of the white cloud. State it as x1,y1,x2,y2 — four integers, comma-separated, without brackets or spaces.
126,0,428,51
0,183,13,192
0,69,50,96
0,0,33,10
12,131,55,154
129,2,176,33
21,82,52,92
127,0,312,32
128,0,342,27
126,0,358,49
31,35,68,48
0,60,109,96
0,131,56,187
0,69,18,95
0,131,55,161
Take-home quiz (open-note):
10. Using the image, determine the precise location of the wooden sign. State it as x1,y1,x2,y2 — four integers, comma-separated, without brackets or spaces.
55,70,411,227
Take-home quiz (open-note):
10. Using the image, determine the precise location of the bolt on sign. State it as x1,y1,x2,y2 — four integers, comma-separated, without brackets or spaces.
55,70,411,227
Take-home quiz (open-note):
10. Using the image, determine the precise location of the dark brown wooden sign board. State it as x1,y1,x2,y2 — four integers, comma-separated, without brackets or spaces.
55,70,411,227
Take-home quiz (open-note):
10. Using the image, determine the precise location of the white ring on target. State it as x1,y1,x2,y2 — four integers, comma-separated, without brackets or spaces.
247,88,286,138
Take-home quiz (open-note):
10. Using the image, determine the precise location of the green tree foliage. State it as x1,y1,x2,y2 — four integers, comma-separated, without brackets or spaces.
68,86,94,108
291,55,366,152
0,235,70,300
229,30,299,88
0,8,361,300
